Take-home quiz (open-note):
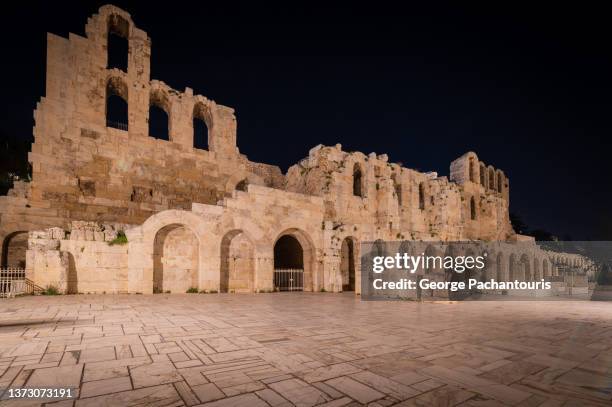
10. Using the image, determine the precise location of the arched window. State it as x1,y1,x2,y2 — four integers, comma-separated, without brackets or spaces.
470,196,477,220
353,164,363,197
418,182,425,210
107,14,129,71
149,90,170,140
193,102,210,150
106,77,128,130
497,173,503,193
468,158,475,183
488,168,495,190
479,164,486,186
236,179,248,192
392,174,402,206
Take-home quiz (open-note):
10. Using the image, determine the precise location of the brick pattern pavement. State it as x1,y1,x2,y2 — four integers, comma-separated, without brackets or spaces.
0,293,611,406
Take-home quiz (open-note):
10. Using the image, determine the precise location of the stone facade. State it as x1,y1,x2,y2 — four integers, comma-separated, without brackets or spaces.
0,5,588,295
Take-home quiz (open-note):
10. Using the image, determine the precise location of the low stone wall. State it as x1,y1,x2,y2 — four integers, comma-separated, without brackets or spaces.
26,222,130,293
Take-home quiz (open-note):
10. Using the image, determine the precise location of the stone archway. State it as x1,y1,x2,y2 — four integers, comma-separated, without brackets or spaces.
543,258,550,278
496,252,505,281
509,253,518,281
273,229,315,292
153,224,199,293
220,230,255,293
340,237,357,291
520,254,531,281
1,231,28,268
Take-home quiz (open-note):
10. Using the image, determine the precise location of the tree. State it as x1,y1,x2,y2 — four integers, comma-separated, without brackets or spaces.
0,131,32,195
509,212,528,235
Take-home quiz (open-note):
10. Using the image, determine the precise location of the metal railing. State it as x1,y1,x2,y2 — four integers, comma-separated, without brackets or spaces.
274,269,304,291
1,267,25,298
106,120,128,131
0,268,43,298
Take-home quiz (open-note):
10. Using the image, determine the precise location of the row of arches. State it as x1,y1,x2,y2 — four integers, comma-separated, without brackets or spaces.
367,242,566,284
106,13,129,72
150,224,331,294
105,78,210,150
351,163,429,212
468,157,504,193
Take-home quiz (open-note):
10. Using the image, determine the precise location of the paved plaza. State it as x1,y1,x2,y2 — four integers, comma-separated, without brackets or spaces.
0,293,611,406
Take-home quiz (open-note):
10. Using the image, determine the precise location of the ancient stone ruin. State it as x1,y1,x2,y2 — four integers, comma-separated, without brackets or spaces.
0,5,589,295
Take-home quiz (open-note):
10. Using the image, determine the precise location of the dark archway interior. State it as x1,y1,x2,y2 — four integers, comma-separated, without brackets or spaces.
106,93,128,129
419,183,425,210
236,179,248,191
107,14,129,71
1,231,28,268
149,104,169,140
353,164,362,197
107,31,128,71
274,235,303,269
341,238,355,291
470,197,476,220
194,117,208,150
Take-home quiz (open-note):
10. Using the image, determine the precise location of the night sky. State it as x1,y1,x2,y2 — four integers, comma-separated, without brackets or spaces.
1,2,611,239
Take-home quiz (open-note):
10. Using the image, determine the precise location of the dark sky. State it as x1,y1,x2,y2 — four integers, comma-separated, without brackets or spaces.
1,2,611,239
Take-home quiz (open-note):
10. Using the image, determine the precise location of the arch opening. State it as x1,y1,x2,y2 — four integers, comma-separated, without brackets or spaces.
496,252,504,281
509,254,518,281
392,174,402,206
107,14,129,71
153,224,198,293
469,158,476,183
488,169,495,190
543,259,550,278
520,254,531,281
273,231,314,291
236,179,248,192
1,231,28,268
193,102,210,150
340,237,356,291
149,90,170,140
106,78,128,130
353,163,363,197
479,164,486,186
220,230,254,293
418,183,425,210
470,196,477,220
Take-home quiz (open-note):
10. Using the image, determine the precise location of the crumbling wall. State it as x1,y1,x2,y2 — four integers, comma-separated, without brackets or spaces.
287,145,515,241
26,222,130,293
1,5,286,250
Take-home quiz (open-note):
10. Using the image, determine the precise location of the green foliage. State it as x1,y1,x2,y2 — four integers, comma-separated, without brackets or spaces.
42,285,60,295
186,287,199,293
108,230,128,246
320,287,327,292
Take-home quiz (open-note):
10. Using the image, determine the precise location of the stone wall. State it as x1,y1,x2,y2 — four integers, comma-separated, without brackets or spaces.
26,222,129,293
286,144,513,241
0,5,553,296
0,5,284,265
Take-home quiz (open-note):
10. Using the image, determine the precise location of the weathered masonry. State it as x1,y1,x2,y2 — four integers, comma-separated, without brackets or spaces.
0,5,584,295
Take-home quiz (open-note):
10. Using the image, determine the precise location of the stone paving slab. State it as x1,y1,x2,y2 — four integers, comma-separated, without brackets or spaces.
0,293,611,406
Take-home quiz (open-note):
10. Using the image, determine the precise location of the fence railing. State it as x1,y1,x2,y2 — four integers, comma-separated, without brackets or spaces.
0,268,42,298
273,268,304,291
106,120,128,131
